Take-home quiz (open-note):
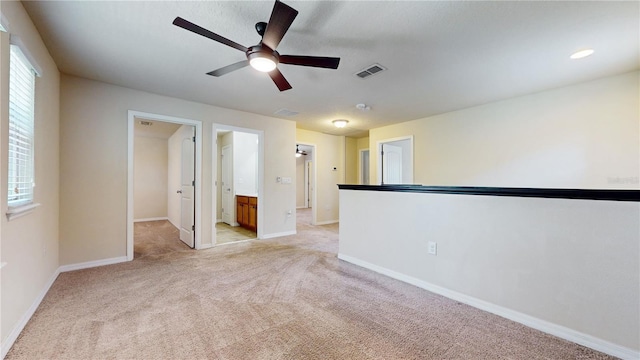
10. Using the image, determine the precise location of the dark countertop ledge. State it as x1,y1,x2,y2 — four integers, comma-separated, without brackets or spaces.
337,184,640,202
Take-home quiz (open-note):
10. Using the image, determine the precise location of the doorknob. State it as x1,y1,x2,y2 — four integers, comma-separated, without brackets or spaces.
177,190,182,194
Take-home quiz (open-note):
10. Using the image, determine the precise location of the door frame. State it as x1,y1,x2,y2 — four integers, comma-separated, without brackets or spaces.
304,159,312,208
127,110,203,260
376,136,414,185
213,124,264,243
296,142,317,225
220,144,233,225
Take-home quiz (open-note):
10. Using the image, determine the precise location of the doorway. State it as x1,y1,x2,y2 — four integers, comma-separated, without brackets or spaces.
213,124,264,245
295,143,316,226
377,136,413,185
359,149,370,185
127,111,203,261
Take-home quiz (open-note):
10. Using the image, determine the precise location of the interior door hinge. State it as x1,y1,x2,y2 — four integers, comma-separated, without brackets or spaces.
192,225,195,231
192,180,195,186
192,136,196,142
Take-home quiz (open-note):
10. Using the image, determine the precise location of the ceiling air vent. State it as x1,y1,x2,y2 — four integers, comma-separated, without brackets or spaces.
139,120,153,126
274,108,299,117
355,63,386,79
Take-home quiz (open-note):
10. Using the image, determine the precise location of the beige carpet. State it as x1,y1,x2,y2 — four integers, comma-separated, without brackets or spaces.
6,212,614,359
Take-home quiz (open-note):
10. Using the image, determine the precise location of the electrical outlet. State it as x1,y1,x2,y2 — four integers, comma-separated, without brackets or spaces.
427,241,437,255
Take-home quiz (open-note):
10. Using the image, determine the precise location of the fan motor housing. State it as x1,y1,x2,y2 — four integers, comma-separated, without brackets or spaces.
247,45,279,64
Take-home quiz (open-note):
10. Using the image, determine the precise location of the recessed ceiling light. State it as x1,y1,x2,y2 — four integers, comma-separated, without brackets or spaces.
332,119,349,128
570,49,594,60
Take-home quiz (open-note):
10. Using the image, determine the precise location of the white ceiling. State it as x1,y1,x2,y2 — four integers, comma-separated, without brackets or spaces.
22,1,639,138
134,118,182,139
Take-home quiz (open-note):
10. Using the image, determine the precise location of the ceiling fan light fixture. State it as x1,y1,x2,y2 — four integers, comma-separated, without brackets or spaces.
333,119,349,128
250,56,277,72
248,48,278,72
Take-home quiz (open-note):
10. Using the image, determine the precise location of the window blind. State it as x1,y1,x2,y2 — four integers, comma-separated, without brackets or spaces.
8,44,35,207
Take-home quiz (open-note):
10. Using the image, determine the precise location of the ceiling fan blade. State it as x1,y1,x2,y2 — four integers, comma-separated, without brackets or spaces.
173,17,248,53
268,68,292,91
206,60,250,77
262,1,299,50
279,55,340,69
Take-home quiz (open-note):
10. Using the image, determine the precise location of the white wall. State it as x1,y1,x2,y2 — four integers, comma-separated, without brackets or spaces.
0,1,60,354
233,131,258,196
369,71,640,189
296,129,344,225
345,137,358,184
60,75,296,265
134,136,168,220
339,189,640,357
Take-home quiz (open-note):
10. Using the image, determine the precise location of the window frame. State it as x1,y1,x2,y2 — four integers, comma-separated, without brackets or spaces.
5,35,42,220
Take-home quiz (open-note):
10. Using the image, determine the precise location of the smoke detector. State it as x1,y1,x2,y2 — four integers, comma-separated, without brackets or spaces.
356,103,371,111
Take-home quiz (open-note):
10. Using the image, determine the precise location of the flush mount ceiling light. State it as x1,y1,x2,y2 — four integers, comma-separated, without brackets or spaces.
332,119,349,128
570,49,594,60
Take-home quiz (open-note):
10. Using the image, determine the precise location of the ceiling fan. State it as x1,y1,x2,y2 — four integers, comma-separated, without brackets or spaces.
173,0,341,91
296,144,308,157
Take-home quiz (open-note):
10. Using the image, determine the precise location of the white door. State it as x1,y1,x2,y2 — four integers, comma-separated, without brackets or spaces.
180,132,195,248
382,144,403,184
221,145,233,225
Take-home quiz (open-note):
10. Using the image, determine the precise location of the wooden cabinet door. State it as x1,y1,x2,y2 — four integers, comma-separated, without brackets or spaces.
242,203,249,227
236,196,247,225
248,204,257,230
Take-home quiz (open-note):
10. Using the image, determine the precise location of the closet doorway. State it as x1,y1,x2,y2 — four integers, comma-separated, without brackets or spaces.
127,111,203,260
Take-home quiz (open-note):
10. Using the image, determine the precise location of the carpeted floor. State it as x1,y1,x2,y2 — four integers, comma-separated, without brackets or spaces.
6,210,614,359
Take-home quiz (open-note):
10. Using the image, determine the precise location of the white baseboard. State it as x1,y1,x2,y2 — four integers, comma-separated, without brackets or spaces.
198,243,213,250
59,256,129,273
134,217,168,223
1,267,60,359
261,230,296,239
315,219,338,225
216,218,223,223
337,253,639,360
